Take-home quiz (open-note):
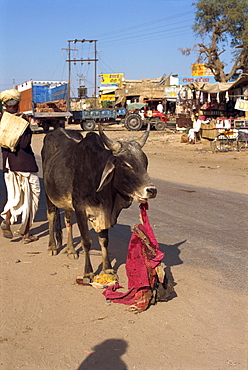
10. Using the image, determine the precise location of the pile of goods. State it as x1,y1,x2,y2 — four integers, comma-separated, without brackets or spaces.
35,100,67,112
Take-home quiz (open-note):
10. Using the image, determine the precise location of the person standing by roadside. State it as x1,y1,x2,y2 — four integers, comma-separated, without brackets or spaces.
0,89,40,243
156,101,163,113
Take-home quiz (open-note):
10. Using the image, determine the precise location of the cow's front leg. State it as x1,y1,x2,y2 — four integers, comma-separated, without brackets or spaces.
64,210,78,260
98,229,115,275
75,208,94,282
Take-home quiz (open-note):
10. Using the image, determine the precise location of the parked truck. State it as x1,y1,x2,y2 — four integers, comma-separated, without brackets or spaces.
17,80,72,131
69,103,168,131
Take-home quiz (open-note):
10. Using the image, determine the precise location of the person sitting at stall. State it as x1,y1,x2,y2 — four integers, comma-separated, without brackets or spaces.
188,113,202,143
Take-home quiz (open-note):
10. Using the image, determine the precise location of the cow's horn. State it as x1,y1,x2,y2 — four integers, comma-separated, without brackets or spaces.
98,124,121,152
136,122,150,147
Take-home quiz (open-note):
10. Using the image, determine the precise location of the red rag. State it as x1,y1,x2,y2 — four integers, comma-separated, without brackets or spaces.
103,203,164,311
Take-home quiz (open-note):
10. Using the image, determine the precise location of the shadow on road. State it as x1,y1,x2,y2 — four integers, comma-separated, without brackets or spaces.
77,338,128,370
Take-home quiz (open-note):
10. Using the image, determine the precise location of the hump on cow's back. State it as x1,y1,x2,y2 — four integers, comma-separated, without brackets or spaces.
45,127,82,144
42,128,83,157
62,128,83,141
84,131,105,149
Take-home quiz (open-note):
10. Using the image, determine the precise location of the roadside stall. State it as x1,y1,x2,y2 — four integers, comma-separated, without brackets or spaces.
184,74,248,144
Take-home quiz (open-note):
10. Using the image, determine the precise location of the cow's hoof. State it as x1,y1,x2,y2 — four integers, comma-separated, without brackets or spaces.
48,248,58,256
67,252,79,260
76,273,94,285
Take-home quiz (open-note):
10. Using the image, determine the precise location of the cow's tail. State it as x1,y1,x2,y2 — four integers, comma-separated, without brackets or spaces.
54,207,63,249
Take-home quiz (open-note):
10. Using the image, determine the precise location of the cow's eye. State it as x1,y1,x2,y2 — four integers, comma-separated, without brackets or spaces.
122,161,133,170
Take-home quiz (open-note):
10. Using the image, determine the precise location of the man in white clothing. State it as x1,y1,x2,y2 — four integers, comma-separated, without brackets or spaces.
188,113,201,143
156,102,163,113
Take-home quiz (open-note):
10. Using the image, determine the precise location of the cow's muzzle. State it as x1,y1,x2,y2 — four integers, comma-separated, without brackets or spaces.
134,186,157,203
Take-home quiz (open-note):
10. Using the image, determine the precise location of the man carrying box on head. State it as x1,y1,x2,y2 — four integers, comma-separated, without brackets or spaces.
0,89,40,243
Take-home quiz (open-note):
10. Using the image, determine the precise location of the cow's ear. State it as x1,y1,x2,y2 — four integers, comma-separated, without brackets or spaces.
96,158,115,192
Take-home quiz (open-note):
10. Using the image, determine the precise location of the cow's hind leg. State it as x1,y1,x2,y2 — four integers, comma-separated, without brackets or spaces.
64,210,78,260
75,209,94,283
98,229,115,275
46,197,62,256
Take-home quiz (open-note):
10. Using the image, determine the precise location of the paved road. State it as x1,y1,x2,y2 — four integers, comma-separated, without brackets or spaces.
118,179,248,291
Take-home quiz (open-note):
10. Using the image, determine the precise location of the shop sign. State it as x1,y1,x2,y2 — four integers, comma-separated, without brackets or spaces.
179,76,216,85
100,94,116,102
192,63,206,76
235,99,248,112
164,86,180,98
100,83,119,91
100,73,124,84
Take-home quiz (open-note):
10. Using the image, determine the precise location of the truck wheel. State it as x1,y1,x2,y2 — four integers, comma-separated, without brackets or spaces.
42,122,50,132
154,121,166,131
53,121,61,130
81,120,96,131
125,114,143,131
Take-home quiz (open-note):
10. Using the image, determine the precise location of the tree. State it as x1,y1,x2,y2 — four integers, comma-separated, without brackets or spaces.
181,0,248,82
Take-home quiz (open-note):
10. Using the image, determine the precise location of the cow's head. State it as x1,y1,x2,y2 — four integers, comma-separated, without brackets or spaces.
97,124,157,203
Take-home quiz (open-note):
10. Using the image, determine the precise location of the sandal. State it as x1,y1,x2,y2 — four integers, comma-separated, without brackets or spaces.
23,235,39,244
1,221,13,239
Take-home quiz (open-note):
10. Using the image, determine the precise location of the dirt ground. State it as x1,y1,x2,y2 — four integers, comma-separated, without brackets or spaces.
0,125,247,370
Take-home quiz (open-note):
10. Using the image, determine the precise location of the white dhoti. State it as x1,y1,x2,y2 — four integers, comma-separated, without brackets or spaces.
188,128,197,141
1,169,40,235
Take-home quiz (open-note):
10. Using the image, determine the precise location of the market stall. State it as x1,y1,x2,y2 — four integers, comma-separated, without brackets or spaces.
176,73,248,135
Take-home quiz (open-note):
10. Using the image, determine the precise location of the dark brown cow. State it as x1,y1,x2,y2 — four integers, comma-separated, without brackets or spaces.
41,124,157,282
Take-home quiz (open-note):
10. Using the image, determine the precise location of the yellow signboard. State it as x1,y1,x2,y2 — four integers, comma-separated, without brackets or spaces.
100,94,116,102
192,63,205,76
100,73,124,85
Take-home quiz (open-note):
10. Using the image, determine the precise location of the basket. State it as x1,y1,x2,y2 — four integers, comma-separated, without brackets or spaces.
0,112,29,152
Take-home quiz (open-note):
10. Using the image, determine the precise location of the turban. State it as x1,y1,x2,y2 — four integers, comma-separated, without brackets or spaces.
0,89,21,106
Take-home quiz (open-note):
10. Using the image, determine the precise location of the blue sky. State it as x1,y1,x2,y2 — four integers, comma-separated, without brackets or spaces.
1,0,216,96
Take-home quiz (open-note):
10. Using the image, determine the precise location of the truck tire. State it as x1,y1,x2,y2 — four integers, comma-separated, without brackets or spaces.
42,122,50,132
154,120,166,131
125,114,143,131
81,120,96,131
53,121,61,130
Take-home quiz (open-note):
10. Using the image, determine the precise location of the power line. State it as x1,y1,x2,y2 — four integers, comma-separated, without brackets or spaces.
99,24,193,46
96,11,193,39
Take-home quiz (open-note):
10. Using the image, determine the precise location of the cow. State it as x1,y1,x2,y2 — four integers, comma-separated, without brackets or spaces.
41,124,157,283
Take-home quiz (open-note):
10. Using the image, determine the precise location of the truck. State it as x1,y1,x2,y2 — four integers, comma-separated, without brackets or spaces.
69,103,168,131
17,80,72,131
69,108,127,130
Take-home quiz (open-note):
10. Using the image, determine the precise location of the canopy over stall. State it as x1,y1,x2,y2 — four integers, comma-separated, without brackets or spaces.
187,73,248,94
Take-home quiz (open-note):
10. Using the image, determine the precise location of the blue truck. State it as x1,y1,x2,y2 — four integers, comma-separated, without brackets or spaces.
70,104,168,131
70,108,127,130
17,80,72,131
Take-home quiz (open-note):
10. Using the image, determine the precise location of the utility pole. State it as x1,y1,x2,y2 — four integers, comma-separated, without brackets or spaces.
62,47,78,111
66,39,98,108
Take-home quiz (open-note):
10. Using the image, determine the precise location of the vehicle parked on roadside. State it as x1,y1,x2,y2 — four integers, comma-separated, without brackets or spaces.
69,101,168,132
17,80,72,132
124,103,168,131
69,108,127,131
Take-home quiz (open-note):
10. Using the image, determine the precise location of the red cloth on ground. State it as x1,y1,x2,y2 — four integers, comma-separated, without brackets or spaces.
103,203,164,312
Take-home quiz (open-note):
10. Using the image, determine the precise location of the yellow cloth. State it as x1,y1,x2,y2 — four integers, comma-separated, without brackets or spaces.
0,89,21,103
